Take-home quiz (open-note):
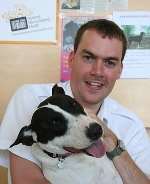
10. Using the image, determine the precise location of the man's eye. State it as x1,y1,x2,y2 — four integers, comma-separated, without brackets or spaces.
104,60,116,68
83,55,95,63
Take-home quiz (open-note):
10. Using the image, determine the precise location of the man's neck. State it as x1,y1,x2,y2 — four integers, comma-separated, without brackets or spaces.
81,102,102,115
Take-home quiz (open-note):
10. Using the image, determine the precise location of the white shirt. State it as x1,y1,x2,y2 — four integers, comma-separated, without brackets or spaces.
0,81,150,178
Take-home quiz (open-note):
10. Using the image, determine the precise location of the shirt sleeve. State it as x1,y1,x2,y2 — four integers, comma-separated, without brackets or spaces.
111,112,150,177
103,98,150,177
126,119,150,177
0,85,41,167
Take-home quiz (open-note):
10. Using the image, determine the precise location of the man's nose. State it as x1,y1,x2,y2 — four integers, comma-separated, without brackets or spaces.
90,60,104,75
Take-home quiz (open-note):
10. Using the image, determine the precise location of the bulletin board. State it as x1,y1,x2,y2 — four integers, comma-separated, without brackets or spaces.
0,0,150,128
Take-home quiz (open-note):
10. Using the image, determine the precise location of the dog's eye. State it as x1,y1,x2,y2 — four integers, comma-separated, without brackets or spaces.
72,102,77,106
51,118,65,128
51,118,68,136
52,120,58,125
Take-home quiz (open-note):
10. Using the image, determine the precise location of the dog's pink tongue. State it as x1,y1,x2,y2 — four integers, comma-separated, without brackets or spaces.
85,140,106,158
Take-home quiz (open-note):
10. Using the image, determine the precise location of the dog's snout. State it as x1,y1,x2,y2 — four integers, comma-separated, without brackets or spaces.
86,123,103,141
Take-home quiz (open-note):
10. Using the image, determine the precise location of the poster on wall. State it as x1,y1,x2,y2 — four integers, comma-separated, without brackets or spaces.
0,0,57,43
113,11,150,78
60,0,128,14
60,15,111,81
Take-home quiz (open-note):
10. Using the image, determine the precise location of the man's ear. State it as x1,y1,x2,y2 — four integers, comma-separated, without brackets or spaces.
117,63,123,79
68,51,75,69
10,125,35,147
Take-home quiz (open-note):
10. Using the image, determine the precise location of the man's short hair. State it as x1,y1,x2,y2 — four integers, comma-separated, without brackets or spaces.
74,19,127,62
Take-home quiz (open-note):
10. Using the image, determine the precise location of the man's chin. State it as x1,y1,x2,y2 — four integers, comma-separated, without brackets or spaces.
82,95,103,106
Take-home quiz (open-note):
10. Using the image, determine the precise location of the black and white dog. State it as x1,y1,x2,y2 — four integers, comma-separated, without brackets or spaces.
10,84,122,184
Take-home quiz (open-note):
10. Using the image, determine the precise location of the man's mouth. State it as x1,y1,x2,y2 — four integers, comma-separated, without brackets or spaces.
64,139,106,158
86,81,104,90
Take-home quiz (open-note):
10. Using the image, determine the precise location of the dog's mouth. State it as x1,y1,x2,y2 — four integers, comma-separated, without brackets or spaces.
64,139,106,158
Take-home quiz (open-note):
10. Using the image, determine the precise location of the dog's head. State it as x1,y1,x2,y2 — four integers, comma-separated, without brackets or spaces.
10,84,105,157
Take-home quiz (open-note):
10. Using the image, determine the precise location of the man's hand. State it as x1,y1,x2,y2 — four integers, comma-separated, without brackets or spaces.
101,118,118,152
85,110,118,152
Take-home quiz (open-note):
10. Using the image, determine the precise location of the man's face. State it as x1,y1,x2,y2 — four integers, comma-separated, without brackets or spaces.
68,29,123,109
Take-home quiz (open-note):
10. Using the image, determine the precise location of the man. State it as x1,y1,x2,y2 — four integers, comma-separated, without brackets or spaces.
0,19,150,184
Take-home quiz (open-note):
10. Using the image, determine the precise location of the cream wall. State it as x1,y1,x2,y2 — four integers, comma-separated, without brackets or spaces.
0,44,60,121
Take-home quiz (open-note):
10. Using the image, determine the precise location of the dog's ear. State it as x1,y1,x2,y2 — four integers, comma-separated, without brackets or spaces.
10,125,36,148
52,84,65,96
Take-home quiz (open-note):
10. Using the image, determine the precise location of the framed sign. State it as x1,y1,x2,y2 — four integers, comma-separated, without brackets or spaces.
113,11,150,78
0,0,57,43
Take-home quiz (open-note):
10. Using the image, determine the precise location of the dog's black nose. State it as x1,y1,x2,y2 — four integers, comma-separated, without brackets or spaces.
86,123,103,141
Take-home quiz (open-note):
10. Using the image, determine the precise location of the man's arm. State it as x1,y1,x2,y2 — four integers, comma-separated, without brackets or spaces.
113,150,150,184
10,152,51,184
103,127,150,184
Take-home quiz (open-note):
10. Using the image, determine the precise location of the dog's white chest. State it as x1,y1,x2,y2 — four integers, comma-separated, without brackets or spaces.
33,145,123,184
45,155,122,184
